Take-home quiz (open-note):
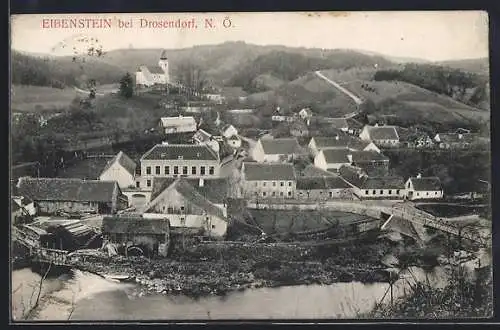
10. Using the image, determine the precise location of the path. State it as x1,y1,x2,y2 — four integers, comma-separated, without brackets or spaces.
314,71,364,106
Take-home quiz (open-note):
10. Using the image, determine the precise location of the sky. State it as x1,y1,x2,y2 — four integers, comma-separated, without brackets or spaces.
10,11,489,61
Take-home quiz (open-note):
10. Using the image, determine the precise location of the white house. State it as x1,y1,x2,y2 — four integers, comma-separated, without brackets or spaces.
314,148,351,173
192,129,220,154
136,50,170,87
159,115,197,134
241,162,296,199
221,124,238,139
251,138,302,163
405,175,444,200
308,136,380,157
99,151,137,189
142,178,228,238
298,108,313,120
359,125,400,147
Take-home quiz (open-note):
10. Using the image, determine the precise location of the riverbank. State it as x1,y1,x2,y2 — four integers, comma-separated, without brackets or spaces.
72,240,396,298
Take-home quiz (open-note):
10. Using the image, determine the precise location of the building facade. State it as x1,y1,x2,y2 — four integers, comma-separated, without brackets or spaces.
139,144,220,190
405,176,444,200
136,50,170,87
159,115,197,134
296,176,353,200
251,138,302,163
314,148,351,172
359,125,400,147
241,162,296,199
99,151,137,189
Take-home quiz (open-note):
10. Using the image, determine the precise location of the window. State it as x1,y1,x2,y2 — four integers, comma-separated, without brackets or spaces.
273,182,276,187
167,207,174,213
407,182,411,188
209,166,215,175
155,166,160,175
426,192,429,196
388,190,392,195
147,179,151,187
288,191,292,197
180,206,185,212
272,192,276,196
329,192,333,198
396,190,400,194
280,192,284,196
417,192,420,197
174,166,179,175
183,166,188,175
180,217,185,225
200,166,206,175
192,166,197,175
136,181,140,188
288,182,292,187
263,192,267,197
212,225,216,229
254,182,258,187
380,190,383,195
162,206,166,211
373,190,376,195
435,191,438,195
365,190,369,195
146,166,151,175
263,182,267,187
164,166,170,175
280,182,284,187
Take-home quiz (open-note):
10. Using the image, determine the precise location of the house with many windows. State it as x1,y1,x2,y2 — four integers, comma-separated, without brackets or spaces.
339,165,405,200
241,162,296,199
139,143,220,190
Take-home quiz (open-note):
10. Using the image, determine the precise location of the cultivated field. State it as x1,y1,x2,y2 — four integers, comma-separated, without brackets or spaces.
11,85,78,112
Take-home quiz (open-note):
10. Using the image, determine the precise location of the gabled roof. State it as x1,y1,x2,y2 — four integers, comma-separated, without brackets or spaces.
221,124,236,132
150,177,229,203
146,179,225,219
17,177,119,202
11,198,20,212
102,216,170,234
312,136,370,151
296,176,351,190
243,162,296,181
364,125,399,141
101,151,137,177
350,151,389,163
141,144,218,161
260,138,301,155
321,148,351,164
339,165,404,189
159,116,196,128
324,118,349,129
146,65,165,74
409,177,442,191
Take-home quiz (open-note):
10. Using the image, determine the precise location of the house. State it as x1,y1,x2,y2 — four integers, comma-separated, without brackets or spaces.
99,151,137,189
12,194,36,216
405,175,443,200
298,108,313,120
204,94,225,103
414,135,434,148
227,135,242,149
136,50,170,87
159,115,197,134
339,165,406,199
251,138,302,163
192,129,220,153
271,109,294,122
241,162,296,199
221,124,238,139
433,133,475,149
359,125,400,147
314,148,351,173
139,143,220,190
11,199,24,225
17,177,128,215
290,121,309,137
142,178,228,238
308,136,380,156
348,151,390,176
102,216,171,257
324,118,349,132
296,176,353,200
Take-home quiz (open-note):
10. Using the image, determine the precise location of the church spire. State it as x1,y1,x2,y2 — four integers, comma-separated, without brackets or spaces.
160,49,168,60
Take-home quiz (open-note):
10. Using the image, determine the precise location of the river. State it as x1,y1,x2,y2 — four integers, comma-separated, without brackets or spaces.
12,266,450,321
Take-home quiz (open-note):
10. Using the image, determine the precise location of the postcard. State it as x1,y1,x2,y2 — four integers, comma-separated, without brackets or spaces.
10,11,492,321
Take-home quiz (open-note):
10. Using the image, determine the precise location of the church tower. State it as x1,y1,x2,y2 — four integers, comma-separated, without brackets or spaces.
158,50,169,84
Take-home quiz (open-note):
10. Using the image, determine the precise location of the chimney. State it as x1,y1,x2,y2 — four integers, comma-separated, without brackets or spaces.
417,173,422,179
199,178,204,187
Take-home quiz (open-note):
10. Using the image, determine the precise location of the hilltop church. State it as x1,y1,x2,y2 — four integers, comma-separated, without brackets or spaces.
136,50,170,87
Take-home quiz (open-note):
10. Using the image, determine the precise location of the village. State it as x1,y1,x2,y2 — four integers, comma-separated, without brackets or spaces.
11,50,491,302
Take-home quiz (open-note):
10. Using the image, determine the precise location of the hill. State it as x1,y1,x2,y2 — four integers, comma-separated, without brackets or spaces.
435,58,489,76
11,50,126,89
11,85,79,112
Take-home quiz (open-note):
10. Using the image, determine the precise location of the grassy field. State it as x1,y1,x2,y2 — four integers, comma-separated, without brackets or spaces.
249,209,367,235
57,157,111,179
11,85,78,112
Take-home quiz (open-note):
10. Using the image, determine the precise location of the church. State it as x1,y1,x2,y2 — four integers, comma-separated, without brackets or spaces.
135,50,170,87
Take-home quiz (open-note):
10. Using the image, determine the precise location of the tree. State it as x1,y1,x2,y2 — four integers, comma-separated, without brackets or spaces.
119,72,134,98
86,79,97,99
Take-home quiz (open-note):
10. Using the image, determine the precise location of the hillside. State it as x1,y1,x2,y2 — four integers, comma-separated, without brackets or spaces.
11,50,126,89
435,58,489,76
11,85,79,112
